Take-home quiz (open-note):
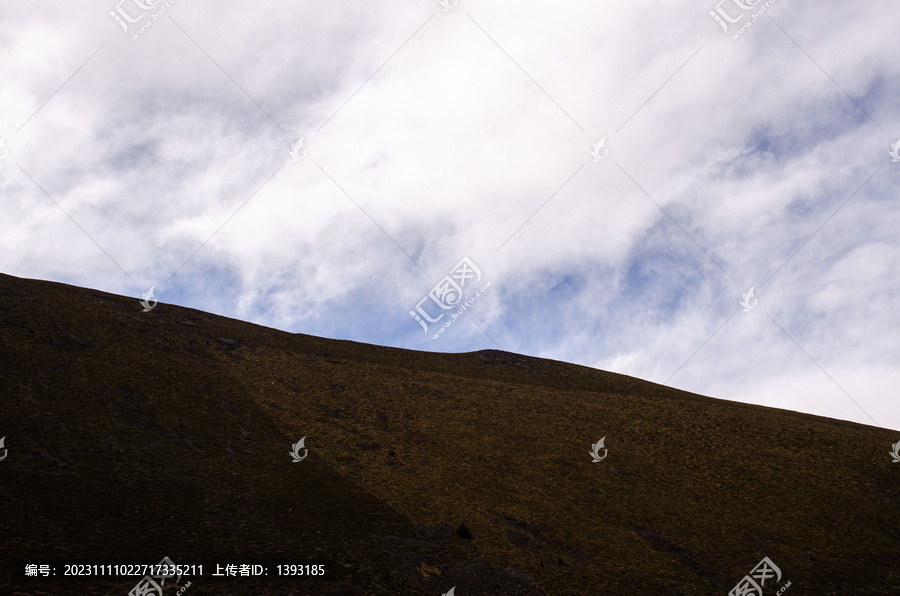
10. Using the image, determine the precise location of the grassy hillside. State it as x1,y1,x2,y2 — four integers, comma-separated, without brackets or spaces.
0,272,897,594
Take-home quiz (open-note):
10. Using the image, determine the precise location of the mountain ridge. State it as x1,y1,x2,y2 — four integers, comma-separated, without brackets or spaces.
1,271,897,595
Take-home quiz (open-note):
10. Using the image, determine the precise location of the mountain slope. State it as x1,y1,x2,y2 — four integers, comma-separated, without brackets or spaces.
0,272,897,595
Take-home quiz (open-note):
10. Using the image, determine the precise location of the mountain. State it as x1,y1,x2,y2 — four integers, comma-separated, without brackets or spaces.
0,272,897,595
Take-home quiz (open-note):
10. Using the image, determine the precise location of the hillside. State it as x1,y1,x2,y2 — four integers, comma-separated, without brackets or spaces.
0,272,897,595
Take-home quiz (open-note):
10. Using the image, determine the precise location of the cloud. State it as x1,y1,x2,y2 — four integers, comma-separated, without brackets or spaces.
1,0,898,430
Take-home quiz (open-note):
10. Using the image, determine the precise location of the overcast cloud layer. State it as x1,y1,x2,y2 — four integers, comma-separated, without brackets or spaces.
1,0,898,430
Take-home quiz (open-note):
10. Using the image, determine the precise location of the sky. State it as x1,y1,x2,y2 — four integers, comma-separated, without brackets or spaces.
1,0,898,431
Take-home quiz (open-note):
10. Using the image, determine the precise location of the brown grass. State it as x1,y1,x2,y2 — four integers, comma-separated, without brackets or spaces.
1,272,897,594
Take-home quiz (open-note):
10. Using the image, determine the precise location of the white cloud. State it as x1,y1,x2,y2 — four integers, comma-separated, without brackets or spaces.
1,0,898,430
